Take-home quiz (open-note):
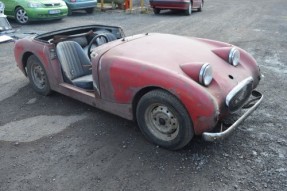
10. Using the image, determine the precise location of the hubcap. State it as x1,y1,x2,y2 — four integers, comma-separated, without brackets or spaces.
31,63,46,89
145,104,179,141
16,9,28,24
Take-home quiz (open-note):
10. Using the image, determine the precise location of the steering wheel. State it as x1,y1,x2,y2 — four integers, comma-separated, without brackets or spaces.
87,34,109,59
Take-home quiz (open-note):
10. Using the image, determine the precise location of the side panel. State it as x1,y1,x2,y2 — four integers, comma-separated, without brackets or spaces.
14,38,134,121
192,0,200,8
2,0,16,17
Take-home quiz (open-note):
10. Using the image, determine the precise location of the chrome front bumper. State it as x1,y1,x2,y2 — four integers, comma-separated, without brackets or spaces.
202,90,263,142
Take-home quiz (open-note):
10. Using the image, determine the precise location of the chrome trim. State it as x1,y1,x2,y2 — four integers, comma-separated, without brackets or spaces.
199,63,212,86
202,90,263,141
226,77,253,108
228,47,240,66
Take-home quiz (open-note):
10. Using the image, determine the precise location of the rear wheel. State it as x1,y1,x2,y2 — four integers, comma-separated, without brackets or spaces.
184,2,192,15
136,90,194,150
15,7,29,24
27,55,51,96
153,8,160,15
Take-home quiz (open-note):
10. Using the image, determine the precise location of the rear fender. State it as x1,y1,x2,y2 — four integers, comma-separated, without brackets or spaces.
14,39,60,90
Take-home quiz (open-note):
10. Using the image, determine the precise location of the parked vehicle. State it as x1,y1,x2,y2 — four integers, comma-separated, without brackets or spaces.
150,0,204,15
63,0,97,15
13,25,263,150
1,0,68,24
0,1,13,34
0,1,15,43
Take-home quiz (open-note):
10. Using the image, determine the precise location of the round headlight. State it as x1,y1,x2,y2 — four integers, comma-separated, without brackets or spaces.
199,63,213,86
228,47,240,66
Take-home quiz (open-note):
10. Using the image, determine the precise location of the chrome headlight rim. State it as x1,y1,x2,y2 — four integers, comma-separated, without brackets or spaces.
228,47,240,66
199,63,213,86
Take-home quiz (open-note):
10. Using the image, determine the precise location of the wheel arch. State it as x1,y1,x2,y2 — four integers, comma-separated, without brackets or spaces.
132,86,161,121
134,87,195,150
131,86,193,127
21,51,34,76
14,6,23,13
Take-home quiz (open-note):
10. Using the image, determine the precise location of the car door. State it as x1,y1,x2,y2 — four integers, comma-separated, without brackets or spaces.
2,0,16,17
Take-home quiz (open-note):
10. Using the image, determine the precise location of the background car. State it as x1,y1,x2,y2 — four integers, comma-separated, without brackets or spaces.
1,0,68,24
63,0,97,15
150,0,204,15
0,1,14,35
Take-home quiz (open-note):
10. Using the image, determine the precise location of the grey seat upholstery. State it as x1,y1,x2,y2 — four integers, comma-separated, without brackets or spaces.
56,41,93,90
69,36,88,47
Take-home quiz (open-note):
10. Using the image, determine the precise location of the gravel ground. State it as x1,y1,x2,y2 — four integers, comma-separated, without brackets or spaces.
0,0,286,190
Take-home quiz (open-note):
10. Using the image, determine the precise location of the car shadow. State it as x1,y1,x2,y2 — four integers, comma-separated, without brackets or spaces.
155,9,201,17
68,10,94,17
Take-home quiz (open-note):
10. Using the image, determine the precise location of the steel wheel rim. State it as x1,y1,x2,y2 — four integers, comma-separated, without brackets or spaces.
31,63,46,90
16,9,28,24
145,103,179,141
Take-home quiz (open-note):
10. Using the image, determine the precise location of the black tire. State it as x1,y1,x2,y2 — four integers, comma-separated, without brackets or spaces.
136,89,194,150
86,8,94,14
27,55,52,96
15,7,29,24
184,2,192,15
153,8,160,15
68,8,72,16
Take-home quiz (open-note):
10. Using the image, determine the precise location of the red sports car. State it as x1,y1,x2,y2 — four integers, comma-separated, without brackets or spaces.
14,25,263,150
150,0,204,15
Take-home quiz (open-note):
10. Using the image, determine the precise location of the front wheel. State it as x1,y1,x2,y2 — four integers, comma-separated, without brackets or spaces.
136,90,194,150
15,7,29,24
27,55,52,96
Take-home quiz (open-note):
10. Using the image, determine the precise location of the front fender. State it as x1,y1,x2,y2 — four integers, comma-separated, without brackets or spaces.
99,56,219,134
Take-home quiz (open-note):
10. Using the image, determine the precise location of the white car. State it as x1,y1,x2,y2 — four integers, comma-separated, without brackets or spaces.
0,1,14,42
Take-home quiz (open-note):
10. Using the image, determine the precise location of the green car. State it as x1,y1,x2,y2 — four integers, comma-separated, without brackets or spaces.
2,0,68,24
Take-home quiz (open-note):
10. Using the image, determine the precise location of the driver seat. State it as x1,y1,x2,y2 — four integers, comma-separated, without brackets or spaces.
56,41,93,90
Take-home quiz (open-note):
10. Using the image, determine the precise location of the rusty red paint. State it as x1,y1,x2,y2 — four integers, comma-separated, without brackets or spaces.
13,26,261,136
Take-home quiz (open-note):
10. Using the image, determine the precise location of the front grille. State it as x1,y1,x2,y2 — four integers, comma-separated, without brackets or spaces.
44,3,61,7
226,77,253,112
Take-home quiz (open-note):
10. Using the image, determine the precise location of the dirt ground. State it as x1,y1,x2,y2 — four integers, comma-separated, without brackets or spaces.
0,0,286,190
